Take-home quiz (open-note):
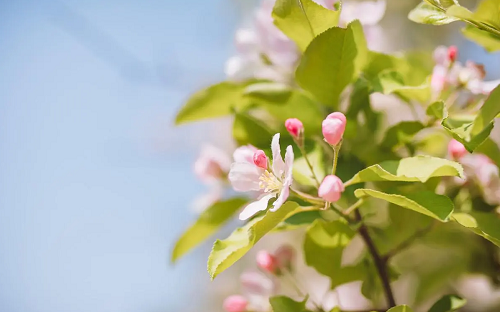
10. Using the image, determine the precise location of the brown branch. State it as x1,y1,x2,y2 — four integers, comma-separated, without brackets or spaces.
355,210,396,308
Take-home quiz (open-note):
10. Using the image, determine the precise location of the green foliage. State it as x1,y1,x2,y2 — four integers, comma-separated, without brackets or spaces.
381,121,425,150
453,212,500,247
295,20,367,107
171,198,247,262
269,296,309,312
426,101,447,120
471,84,500,135
272,0,341,51
428,294,467,312
345,156,464,186
233,113,274,149
354,189,454,221
462,25,500,52
387,306,415,312
207,202,300,279
175,82,250,124
442,113,495,152
293,143,326,186
409,2,459,25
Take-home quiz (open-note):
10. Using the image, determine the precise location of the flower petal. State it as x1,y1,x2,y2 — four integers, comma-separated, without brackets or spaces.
229,162,263,192
233,145,257,163
271,133,285,177
270,186,289,212
341,0,386,26
284,145,294,182
239,193,276,220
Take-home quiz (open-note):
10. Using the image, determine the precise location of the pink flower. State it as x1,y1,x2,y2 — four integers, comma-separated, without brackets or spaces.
253,150,268,170
229,134,294,220
448,139,467,159
285,118,303,138
233,145,258,164
322,112,346,146
318,175,345,202
256,250,279,273
193,145,231,183
448,45,458,62
223,295,248,312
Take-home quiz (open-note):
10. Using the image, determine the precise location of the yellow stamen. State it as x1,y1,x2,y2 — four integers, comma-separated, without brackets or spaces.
259,170,282,193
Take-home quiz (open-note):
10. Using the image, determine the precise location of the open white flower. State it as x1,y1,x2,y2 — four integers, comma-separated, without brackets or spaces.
229,133,294,220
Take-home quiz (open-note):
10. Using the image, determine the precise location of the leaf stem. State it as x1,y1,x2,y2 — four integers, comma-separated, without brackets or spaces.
343,199,364,215
355,210,396,308
298,145,321,187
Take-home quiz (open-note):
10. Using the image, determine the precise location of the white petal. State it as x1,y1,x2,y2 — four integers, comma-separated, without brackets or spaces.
270,186,289,212
233,145,257,163
341,0,386,26
480,79,500,94
239,193,276,220
284,145,294,182
229,162,263,192
433,46,449,65
271,133,285,176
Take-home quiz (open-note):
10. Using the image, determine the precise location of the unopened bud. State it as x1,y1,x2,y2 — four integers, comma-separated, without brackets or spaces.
448,139,467,159
253,150,268,169
285,118,304,139
318,175,345,202
256,250,279,274
448,46,458,63
322,112,346,146
223,295,248,312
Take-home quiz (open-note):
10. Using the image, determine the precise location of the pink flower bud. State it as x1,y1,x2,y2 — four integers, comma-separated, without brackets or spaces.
274,245,295,269
253,150,268,169
318,175,345,202
448,139,467,159
322,112,346,146
223,295,248,312
448,46,458,62
285,118,304,138
256,250,278,273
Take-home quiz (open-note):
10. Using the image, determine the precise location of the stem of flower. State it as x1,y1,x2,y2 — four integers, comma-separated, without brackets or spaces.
331,142,341,176
290,188,324,205
329,203,354,224
298,145,321,187
343,199,364,216
355,210,396,308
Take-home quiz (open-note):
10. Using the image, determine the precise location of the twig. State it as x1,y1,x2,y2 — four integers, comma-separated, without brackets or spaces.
355,210,396,308
298,145,321,187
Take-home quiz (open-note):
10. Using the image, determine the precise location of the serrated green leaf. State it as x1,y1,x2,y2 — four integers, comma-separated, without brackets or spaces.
426,101,447,119
207,201,300,279
428,294,467,312
381,121,425,150
269,296,309,312
471,84,500,135
462,25,500,52
345,156,464,186
233,113,274,149
175,82,249,124
172,198,247,262
409,2,459,25
388,305,415,312
272,0,341,51
295,20,367,107
371,70,431,103
304,220,366,288
452,212,500,247
442,115,495,152
354,189,454,221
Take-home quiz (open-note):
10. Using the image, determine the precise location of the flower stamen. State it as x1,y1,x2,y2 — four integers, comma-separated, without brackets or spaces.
259,170,282,193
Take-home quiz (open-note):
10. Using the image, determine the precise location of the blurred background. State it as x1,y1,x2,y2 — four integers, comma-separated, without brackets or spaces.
0,0,499,311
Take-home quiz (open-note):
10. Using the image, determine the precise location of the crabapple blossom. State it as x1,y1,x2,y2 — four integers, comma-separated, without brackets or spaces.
322,112,347,146
223,295,248,312
318,175,345,202
256,250,279,273
448,139,467,159
285,118,303,138
229,133,294,220
193,145,231,183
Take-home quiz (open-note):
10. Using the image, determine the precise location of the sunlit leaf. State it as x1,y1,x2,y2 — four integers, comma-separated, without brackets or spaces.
269,296,309,312
387,305,415,312
208,202,300,279
273,0,341,51
345,156,464,186
462,25,500,52
428,294,467,312
426,101,447,120
354,189,454,222
409,2,459,25
452,212,500,247
172,198,247,262
295,20,367,107
233,113,274,149
381,121,425,150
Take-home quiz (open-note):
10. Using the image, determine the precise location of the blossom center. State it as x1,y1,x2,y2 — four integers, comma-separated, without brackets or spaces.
259,170,282,193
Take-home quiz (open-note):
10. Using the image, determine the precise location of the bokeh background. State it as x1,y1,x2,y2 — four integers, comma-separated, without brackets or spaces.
0,0,498,311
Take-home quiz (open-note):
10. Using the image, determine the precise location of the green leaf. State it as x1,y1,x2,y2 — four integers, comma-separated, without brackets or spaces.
409,2,459,25
304,220,366,287
275,210,323,231
354,189,454,222
272,0,341,51
233,113,274,149
381,121,425,150
446,5,475,21
208,201,299,279
426,0,460,9
295,20,368,107
470,0,500,30
244,82,292,102
471,84,500,135
388,305,415,312
475,138,500,167
428,294,467,312
345,156,464,186
171,198,247,262
269,296,308,312
426,101,448,119
462,25,500,52
175,82,249,124
371,70,431,103
452,212,500,247
442,115,495,152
